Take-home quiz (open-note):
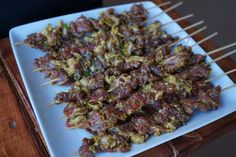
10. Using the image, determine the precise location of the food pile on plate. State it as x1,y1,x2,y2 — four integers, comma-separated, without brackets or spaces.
21,4,221,157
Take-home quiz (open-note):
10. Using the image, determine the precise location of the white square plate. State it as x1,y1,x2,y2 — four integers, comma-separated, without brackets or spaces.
9,1,236,157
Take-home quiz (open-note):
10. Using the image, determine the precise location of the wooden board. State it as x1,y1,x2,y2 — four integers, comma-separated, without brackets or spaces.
0,0,236,156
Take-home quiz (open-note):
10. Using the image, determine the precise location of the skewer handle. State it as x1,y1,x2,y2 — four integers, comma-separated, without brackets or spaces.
207,42,236,56
205,68,236,82
191,32,218,48
223,84,236,91
14,41,25,46
169,26,207,47
171,20,204,36
146,1,172,10
151,1,183,20
206,49,236,65
162,14,194,27
41,78,59,86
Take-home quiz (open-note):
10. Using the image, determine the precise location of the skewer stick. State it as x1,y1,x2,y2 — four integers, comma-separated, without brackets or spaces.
14,41,25,46
41,78,59,86
206,49,236,66
223,84,236,91
57,80,68,86
205,68,236,82
162,14,194,27
206,42,236,56
33,68,44,72
170,21,204,36
48,101,56,106
146,1,172,10
191,32,218,48
169,26,207,47
48,101,60,106
150,1,183,20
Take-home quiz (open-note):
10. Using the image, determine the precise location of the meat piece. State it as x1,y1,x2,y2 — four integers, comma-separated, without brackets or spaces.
131,64,159,86
131,116,150,135
109,74,138,99
89,111,107,134
79,134,130,156
89,89,108,103
63,103,89,129
153,81,176,95
181,86,221,114
34,54,55,70
180,98,198,115
55,88,87,104
88,18,100,30
143,100,162,113
110,84,135,99
70,16,94,34
45,68,72,85
117,92,147,115
88,105,126,134
79,138,96,157
192,81,214,96
189,64,211,82
190,54,206,64
168,104,189,123
55,92,70,103
24,33,52,52
63,104,78,117
149,64,164,77
130,4,147,17
97,134,130,152
88,74,104,91
197,86,221,111
150,112,167,125
127,4,148,26
162,53,188,73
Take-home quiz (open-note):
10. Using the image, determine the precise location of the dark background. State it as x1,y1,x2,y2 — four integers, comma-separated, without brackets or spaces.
0,0,102,37
1,0,236,156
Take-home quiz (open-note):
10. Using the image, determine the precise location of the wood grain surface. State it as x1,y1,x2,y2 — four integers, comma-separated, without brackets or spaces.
0,69,40,157
0,0,236,157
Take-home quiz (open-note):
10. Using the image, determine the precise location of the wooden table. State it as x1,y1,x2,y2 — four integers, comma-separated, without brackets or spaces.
0,0,236,156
